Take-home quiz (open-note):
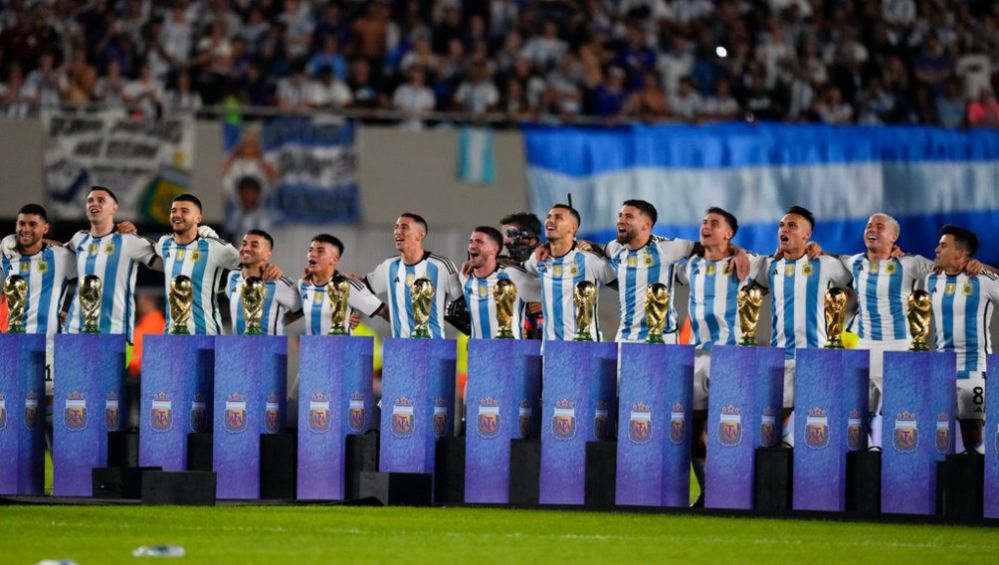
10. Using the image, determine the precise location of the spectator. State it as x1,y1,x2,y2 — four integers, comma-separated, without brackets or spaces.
122,60,164,116
666,76,699,121
698,77,740,122
0,62,32,117
276,60,310,113
165,70,203,114
94,58,127,109
815,85,854,125
309,34,347,80
23,50,66,110
935,80,965,128
453,60,499,115
307,65,352,110
967,88,999,127
520,19,567,70
392,66,435,129
346,58,383,110
913,35,952,97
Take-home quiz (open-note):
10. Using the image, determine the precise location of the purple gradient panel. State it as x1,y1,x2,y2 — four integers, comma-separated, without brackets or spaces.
986,355,999,518
0,334,46,495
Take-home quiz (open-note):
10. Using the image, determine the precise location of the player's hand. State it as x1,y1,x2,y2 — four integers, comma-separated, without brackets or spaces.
259,262,283,280
349,312,362,330
197,225,220,240
460,260,473,277
116,221,138,235
1,242,15,260
805,241,823,258
345,271,365,282
890,244,904,258
533,243,551,262
526,301,542,315
58,311,67,326
966,259,986,276
577,240,592,252
731,247,750,280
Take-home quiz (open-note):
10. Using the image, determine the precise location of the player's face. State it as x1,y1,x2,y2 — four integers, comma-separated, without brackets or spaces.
393,217,425,252
934,234,966,272
777,213,811,255
307,241,340,274
616,205,650,244
544,208,577,242
15,213,49,250
170,201,202,235
86,190,118,224
864,214,897,252
700,213,733,246
467,231,499,269
239,234,272,266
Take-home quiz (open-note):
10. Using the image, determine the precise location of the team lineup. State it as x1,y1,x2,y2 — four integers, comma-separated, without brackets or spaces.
2,186,997,505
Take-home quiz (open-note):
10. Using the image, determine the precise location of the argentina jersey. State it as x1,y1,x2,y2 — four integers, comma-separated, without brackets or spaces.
298,276,384,336
156,235,241,335
678,254,764,349
366,252,462,338
761,255,852,358
843,254,934,341
461,265,540,339
64,231,157,340
226,273,301,335
524,246,616,341
605,236,694,342
0,238,76,335
927,271,999,375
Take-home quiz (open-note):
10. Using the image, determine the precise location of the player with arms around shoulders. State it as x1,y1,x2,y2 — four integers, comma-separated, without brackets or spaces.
225,229,301,335
462,226,540,339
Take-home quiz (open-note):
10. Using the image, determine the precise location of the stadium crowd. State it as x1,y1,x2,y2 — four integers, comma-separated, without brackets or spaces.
0,0,997,126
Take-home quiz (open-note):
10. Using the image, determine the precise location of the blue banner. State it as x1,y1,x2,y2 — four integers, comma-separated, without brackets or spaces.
0,334,46,495
523,124,999,265
615,344,694,507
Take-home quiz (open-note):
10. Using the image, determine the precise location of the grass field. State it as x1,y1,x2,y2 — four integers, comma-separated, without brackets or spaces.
2,505,998,564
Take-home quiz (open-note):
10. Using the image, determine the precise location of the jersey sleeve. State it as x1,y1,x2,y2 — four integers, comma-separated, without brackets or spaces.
755,257,774,288
659,238,696,262
122,233,157,266
983,272,999,304
509,267,541,302
348,278,384,317
587,252,616,285
440,258,464,301
822,255,852,287
909,255,935,282
208,237,241,270
746,253,766,282
275,277,302,311
675,259,690,286
365,259,389,296
55,246,78,280
154,235,167,257
523,254,540,276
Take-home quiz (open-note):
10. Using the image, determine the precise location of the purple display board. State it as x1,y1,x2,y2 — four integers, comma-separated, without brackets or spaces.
379,339,457,476
52,334,127,496
464,339,542,504
213,336,287,499
139,336,215,471
881,351,955,515
792,348,870,511
539,341,617,505
986,355,999,518
297,335,374,500
705,345,784,510
0,334,47,495
615,344,694,507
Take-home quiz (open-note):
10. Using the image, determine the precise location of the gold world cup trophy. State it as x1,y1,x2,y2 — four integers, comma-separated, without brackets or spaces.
737,284,763,346
79,274,103,333
240,277,267,335
410,276,435,339
645,282,670,344
573,280,597,342
823,287,848,349
3,274,28,333
494,278,518,339
169,275,194,335
907,289,932,352
327,275,351,336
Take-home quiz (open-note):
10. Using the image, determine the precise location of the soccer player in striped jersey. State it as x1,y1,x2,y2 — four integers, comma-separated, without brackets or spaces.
224,230,300,335
927,225,999,451
154,194,241,335
524,204,616,341
292,233,386,336
64,187,158,340
462,226,540,339
676,207,765,504
366,214,463,339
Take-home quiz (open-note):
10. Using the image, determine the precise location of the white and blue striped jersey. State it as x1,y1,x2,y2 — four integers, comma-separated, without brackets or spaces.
298,275,384,336
0,238,76,335
225,272,301,336
605,236,695,342
842,254,934,341
759,255,852,358
677,254,765,350
366,252,463,338
64,231,157,340
927,271,999,375
524,245,616,341
461,265,540,339
155,235,241,335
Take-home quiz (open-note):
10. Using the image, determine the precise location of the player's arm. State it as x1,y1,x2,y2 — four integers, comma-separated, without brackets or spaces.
364,261,388,296
824,255,854,287
348,278,389,321
125,233,164,271
275,276,302,312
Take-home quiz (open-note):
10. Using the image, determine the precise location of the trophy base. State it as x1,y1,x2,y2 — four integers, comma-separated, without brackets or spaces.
823,343,845,350
328,327,349,336
245,328,265,336
573,335,594,342
81,327,101,334
411,329,431,339
737,338,757,347
170,328,191,336
495,330,515,340
908,343,930,352
645,334,665,344
7,325,25,334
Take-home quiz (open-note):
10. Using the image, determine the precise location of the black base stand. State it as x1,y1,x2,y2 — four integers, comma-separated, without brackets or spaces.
141,471,217,506
187,433,213,471
345,431,379,500
509,439,540,505
754,446,792,514
584,441,617,509
260,432,297,499
92,466,161,499
434,437,466,504
846,450,881,514
358,471,432,506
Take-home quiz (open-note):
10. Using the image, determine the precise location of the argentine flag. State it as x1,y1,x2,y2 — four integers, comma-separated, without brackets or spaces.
458,126,496,184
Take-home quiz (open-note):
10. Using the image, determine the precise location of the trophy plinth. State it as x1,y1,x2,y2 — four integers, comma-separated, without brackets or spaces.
410,277,435,339
327,275,351,336
3,274,28,334
737,285,763,346
169,275,194,335
79,274,103,334
494,278,517,339
824,287,848,349
573,280,597,342
241,276,267,335
907,290,931,352
645,282,669,344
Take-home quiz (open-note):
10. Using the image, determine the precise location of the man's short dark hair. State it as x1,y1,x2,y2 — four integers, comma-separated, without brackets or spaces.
473,226,504,251
173,193,203,211
623,199,658,225
551,203,581,226
499,212,541,237
312,233,344,256
237,176,262,192
18,203,48,221
786,206,815,230
91,186,119,203
245,229,274,249
400,212,428,233
706,206,739,235
940,224,979,257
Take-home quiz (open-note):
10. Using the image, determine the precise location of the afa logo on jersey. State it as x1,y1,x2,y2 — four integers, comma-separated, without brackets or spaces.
477,397,500,438
805,407,829,450
552,399,576,440
628,402,652,444
309,392,331,434
392,397,415,438
893,411,918,453
225,392,248,433
719,405,742,447
150,391,173,432
64,390,87,431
